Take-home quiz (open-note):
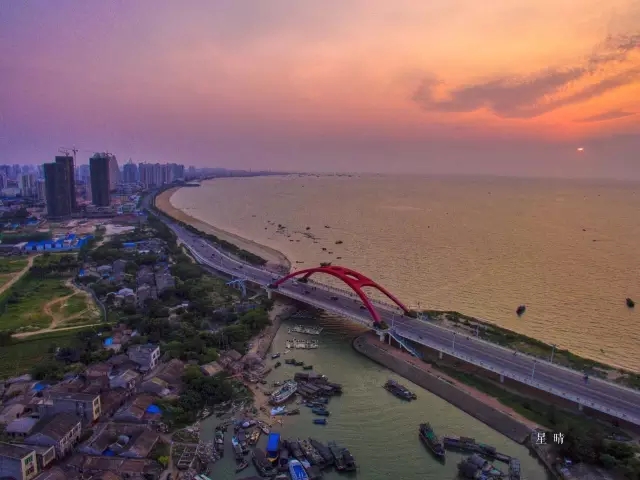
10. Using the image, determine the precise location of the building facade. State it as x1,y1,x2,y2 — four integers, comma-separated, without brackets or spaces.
89,154,111,207
43,162,71,218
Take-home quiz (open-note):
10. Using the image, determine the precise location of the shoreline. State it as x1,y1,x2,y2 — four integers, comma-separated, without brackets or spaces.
155,186,292,272
154,184,640,384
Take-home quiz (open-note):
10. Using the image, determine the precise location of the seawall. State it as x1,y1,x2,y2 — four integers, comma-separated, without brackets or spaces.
353,333,533,444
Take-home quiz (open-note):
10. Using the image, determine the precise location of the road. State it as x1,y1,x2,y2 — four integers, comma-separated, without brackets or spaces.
155,209,640,427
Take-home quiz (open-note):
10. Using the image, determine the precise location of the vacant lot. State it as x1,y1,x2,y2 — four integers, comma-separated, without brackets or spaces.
0,256,33,291
0,328,94,379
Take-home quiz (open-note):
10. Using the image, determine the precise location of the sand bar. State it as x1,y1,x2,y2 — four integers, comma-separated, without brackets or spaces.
155,187,291,272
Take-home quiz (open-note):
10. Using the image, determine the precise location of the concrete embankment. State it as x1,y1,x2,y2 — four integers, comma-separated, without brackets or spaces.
353,333,533,444
253,301,297,359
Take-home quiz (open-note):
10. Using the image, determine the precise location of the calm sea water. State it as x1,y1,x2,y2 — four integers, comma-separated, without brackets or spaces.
172,175,640,372
202,315,550,480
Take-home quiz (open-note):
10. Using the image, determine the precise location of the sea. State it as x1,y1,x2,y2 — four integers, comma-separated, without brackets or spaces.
171,174,640,373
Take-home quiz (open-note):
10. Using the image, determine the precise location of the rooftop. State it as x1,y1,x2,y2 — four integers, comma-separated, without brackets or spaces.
32,413,80,441
49,391,99,402
5,417,39,434
0,442,34,459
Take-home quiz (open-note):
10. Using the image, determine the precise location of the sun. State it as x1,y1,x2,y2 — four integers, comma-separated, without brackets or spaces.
577,147,584,152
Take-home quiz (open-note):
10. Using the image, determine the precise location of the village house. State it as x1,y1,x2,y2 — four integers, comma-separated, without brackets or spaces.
109,370,141,391
112,395,159,424
65,454,161,479
33,467,69,480
24,413,82,459
0,442,38,480
127,344,160,372
201,361,223,377
39,392,101,424
98,389,129,418
4,417,39,439
0,403,26,425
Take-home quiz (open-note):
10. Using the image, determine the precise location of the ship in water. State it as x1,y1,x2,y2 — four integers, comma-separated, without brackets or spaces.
384,379,417,400
289,325,323,335
266,432,281,464
288,459,309,480
419,423,445,459
270,380,298,405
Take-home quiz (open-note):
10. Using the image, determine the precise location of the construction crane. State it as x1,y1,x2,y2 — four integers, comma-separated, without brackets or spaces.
58,146,78,163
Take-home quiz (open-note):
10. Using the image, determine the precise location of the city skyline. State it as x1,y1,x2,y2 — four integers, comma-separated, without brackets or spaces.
2,1,639,179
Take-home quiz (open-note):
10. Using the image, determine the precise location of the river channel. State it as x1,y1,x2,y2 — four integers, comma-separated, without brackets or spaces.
202,314,551,479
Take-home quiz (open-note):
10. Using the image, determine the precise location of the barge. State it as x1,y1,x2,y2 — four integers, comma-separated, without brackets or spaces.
384,379,417,400
419,423,445,459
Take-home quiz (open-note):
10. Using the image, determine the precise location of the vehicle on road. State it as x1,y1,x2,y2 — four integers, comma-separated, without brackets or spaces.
330,296,339,301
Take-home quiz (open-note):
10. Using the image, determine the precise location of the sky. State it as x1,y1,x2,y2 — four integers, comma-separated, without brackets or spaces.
1,1,639,178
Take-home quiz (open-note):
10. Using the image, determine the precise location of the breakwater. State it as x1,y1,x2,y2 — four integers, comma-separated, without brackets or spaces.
353,333,533,443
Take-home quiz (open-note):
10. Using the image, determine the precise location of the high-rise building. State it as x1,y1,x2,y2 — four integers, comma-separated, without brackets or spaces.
89,153,111,207
19,173,37,196
108,155,120,189
44,162,72,218
123,160,138,184
54,156,77,212
36,179,46,201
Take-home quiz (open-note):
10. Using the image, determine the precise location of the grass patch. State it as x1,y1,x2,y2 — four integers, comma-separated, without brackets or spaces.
0,277,73,331
0,328,95,379
62,294,88,317
0,257,29,274
55,316,98,328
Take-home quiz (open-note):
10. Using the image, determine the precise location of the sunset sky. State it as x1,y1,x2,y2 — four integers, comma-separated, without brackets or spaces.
2,1,639,178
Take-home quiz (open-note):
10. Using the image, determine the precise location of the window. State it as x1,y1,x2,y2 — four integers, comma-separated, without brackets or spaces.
24,455,33,465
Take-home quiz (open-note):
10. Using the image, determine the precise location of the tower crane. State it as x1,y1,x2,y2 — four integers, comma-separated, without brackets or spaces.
58,146,79,163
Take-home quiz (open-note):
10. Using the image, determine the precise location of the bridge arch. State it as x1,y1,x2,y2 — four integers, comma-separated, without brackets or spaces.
270,265,410,325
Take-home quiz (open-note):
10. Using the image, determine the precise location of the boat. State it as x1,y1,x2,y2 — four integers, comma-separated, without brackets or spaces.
272,353,281,359
294,360,305,366
248,429,261,445
342,446,357,471
287,408,300,415
233,444,243,460
419,423,445,459
231,436,239,447
275,361,282,368
287,439,305,460
516,305,526,316
309,438,334,466
252,449,275,477
270,380,298,405
328,441,346,471
285,358,296,365
271,406,287,416
312,408,330,416
509,458,521,480
235,460,249,473
299,438,325,467
278,448,290,471
288,459,309,480
383,379,417,400
626,298,635,308
313,418,327,425
266,433,281,464
289,325,323,336
303,365,313,370
260,423,270,435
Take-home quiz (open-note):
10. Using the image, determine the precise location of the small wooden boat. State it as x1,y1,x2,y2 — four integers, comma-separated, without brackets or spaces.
303,365,313,370
313,418,327,425
236,460,249,472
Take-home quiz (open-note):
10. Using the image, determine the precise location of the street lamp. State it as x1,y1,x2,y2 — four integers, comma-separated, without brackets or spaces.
452,332,456,351
550,344,556,364
531,360,537,381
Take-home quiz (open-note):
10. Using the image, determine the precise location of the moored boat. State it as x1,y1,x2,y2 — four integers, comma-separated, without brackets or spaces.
270,380,298,405
384,378,417,400
275,361,282,368
266,432,281,464
311,407,330,416
328,441,346,470
235,460,249,472
288,459,309,480
419,423,446,459
313,418,327,425
309,438,334,466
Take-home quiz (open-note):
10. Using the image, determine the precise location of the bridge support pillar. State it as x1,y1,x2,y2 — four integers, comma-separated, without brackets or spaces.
499,374,504,383
378,331,386,342
578,404,583,412
438,351,443,360
265,288,273,300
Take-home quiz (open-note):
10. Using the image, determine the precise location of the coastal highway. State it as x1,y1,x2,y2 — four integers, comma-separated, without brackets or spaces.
158,212,640,427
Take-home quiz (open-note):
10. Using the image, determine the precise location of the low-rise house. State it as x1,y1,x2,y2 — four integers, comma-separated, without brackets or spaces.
121,430,159,458
33,466,66,480
23,445,56,472
109,370,140,391
66,454,161,479
155,359,184,384
0,442,38,480
96,265,112,278
40,392,101,424
113,395,157,423
0,403,26,424
24,413,82,458
99,390,129,418
136,267,154,287
228,361,245,375
139,378,170,397
84,363,113,380
154,271,174,294
5,417,39,439
48,376,86,394
201,361,223,376
127,344,160,372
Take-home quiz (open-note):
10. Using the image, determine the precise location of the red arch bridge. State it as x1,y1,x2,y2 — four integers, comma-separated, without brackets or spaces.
269,265,413,326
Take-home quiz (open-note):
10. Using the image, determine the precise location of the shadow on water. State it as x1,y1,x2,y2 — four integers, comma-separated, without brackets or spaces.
201,313,552,479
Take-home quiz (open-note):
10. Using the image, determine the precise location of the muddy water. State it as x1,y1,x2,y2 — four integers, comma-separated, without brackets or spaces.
202,314,550,479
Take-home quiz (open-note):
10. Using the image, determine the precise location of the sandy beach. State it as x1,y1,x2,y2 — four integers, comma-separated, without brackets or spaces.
155,187,291,272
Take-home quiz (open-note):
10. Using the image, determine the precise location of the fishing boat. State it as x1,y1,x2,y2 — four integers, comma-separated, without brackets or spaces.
313,418,327,425
288,459,309,480
310,438,334,466
270,380,298,405
231,436,239,447
342,446,357,471
312,408,330,416
287,408,300,415
272,353,281,359
248,429,261,445
285,358,296,365
384,379,417,400
419,423,445,459
260,423,270,435
274,361,282,368
266,433,281,464
271,406,287,416
235,460,249,473
328,441,346,471
303,365,313,370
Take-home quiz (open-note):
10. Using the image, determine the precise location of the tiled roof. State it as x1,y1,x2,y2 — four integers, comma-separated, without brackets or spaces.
32,413,80,441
